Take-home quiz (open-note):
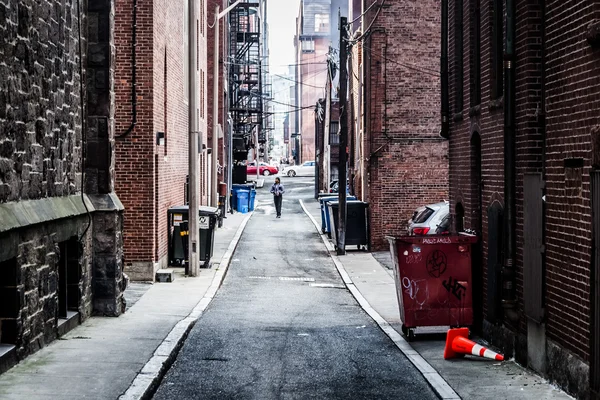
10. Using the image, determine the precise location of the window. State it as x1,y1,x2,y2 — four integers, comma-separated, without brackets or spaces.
414,208,435,224
315,13,330,33
58,237,80,319
301,39,315,52
491,0,503,99
469,0,481,107
454,0,464,114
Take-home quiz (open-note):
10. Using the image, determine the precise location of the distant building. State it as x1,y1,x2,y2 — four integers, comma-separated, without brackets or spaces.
114,0,209,280
294,0,348,163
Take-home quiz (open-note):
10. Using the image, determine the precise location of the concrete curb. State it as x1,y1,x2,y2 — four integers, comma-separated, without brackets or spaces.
299,199,461,400
118,212,254,400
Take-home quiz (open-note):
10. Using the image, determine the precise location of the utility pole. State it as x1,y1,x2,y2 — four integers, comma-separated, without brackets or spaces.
188,0,199,276
337,16,348,256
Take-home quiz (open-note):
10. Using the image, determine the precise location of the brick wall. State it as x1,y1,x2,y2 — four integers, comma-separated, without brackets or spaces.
544,0,597,363
115,0,156,277
447,0,599,396
115,0,207,279
364,0,448,250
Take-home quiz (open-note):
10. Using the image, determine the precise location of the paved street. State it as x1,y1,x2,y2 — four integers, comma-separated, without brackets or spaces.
153,177,438,400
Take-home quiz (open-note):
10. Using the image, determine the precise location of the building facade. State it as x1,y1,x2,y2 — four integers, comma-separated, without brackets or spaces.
0,0,125,371
115,0,209,280
446,0,600,398
295,0,347,164
351,0,448,250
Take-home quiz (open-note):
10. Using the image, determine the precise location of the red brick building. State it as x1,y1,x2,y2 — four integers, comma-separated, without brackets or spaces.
446,0,600,397
115,0,208,280
350,0,448,250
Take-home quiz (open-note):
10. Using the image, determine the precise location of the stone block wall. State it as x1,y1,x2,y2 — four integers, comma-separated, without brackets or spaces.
0,0,82,202
0,0,126,366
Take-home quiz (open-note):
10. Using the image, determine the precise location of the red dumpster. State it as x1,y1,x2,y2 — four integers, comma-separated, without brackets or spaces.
386,234,478,340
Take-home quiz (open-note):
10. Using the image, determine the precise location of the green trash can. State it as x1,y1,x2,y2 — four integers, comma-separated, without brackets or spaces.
199,206,221,267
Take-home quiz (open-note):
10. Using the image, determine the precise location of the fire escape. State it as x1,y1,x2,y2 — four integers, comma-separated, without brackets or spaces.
228,1,264,182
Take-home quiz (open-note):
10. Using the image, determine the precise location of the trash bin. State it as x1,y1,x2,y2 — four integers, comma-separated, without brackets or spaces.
386,234,478,340
199,206,220,268
232,183,255,211
320,196,356,235
236,189,250,213
167,206,189,267
326,200,368,249
249,189,257,211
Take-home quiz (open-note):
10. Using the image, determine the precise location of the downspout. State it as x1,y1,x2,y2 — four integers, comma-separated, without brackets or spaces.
440,0,449,139
502,0,519,322
116,0,138,139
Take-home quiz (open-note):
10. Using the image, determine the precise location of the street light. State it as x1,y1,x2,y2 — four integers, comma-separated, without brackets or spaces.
211,0,246,208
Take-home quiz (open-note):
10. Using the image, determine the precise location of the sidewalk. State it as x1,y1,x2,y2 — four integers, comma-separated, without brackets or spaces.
0,211,252,400
301,198,573,400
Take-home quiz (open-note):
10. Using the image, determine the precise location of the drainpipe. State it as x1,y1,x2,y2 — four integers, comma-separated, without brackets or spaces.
440,0,449,139
502,0,519,323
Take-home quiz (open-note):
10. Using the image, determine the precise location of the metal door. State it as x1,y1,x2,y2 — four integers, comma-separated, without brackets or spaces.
487,202,503,322
523,173,544,322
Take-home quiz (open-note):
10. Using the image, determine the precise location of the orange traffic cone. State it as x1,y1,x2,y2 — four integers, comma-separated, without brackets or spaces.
443,327,504,361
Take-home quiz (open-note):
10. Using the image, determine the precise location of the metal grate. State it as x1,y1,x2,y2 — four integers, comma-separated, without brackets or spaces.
591,171,600,398
523,174,544,323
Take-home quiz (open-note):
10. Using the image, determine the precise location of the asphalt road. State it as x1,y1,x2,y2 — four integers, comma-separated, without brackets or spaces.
152,176,438,400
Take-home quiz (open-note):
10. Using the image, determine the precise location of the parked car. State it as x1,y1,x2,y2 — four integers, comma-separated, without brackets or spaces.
329,179,350,193
282,161,316,177
408,201,449,235
434,213,452,235
247,161,279,176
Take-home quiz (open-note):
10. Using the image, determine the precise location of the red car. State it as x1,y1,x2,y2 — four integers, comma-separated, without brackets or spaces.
246,162,279,176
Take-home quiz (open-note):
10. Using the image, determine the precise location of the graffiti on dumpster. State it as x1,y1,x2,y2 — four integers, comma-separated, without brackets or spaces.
426,250,447,278
442,276,466,300
404,253,423,265
422,237,452,245
402,277,429,306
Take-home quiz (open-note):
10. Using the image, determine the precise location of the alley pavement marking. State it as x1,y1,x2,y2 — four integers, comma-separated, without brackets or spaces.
119,212,254,400
299,199,461,400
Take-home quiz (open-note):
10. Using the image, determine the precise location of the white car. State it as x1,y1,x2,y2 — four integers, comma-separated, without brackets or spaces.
282,161,316,177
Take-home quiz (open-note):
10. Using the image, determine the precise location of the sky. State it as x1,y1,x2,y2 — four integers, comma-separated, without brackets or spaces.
268,0,301,75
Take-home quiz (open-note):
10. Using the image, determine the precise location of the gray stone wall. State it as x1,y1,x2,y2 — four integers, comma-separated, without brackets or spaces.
0,0,83,202
0,0,126,367
10,216,93,359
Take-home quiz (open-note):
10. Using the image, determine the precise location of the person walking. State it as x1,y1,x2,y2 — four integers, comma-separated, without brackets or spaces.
270,177,285,218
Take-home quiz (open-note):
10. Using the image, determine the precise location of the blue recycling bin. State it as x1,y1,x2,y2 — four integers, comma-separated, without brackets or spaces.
237,189,250,213
249,189,257,211
321,195,356,235
231,183,255,211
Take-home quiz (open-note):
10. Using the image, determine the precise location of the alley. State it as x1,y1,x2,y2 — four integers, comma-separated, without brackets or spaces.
152,177,438,400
